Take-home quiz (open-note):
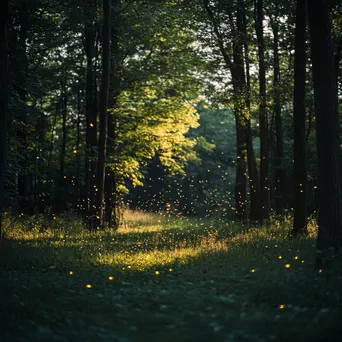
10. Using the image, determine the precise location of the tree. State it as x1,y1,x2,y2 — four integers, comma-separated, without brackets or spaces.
0,0,9,239
84,0,99,223
270,3,286,215
292,0,307,236
241,2,262,222
307,0,341,266
95,0,111,229
254,0,269,221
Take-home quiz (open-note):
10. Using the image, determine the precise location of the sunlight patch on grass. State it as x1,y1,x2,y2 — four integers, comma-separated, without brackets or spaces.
96,240,229,271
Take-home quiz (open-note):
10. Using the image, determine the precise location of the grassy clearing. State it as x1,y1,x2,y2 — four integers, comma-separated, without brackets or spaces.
1,211,342,342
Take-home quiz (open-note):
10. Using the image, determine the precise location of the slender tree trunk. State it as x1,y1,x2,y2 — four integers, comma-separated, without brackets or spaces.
55,87,67,212
307,0,341,267
292,0,308,236
334,37,342,91
75,86,82,208
231,7,248,219
233,115,247,219
105,1,121,228
84,0,98,224
242,5,262,222
254,0,269,221
0,0,9,240
95,0,111,229
17,5,30,214
271,8,286,215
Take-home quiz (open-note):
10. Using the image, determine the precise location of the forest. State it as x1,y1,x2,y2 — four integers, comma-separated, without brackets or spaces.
0,0,342,341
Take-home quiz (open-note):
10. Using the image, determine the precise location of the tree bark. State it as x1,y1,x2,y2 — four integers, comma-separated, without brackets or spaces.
17,4,30,214
75,86,82,208
242,4,262,222
307,0,341,267
105,0,121,228
271,7,286,215
254,0,269,221
95,0,111,229
84,0,98,225
292,0,308,236
0,0,9,240
231,6,248,219
55,86,68,213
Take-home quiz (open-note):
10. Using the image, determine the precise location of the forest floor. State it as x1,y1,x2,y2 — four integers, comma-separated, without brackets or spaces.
1,210,342,342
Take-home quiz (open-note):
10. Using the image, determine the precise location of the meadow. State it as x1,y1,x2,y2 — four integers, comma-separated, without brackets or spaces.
1,210,341,342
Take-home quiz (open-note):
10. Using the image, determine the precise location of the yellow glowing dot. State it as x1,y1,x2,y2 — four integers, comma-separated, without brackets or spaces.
313,185,318,189
250,269,255,273
301,260,305,263
285,264,291,269
169,268,173,272
294,256,299,260
279,304,285,309
69,271,73,275
53,216,57,220
155,271,160,275
90,123,94,127
157,220,161,223
63,176,67,179
73,150,77,154
319,269,322,273
86,284,92,289
108,276,114,280
278,256,282,259
122,267,125,270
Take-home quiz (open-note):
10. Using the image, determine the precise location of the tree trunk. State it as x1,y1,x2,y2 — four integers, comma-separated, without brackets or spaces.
55,88,67,213
292,0,308,236
307,0,341,267
271,7,286,215
95,0,111,229
75,86,82,208
242,4,262,222
17,4,30,214
0,0,9,240
105,1,121,229
84,0,98,226
203,0,247,219
231,6,248,219
254,0,269,221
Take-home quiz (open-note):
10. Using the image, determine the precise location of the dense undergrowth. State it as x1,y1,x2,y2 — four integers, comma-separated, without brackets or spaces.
1,211,341,342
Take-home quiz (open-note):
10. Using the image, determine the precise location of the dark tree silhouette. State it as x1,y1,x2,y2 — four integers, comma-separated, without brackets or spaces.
0,0,9,239
292,0,308,236
95,0,111,229
254,0,269,221
307,0,341,266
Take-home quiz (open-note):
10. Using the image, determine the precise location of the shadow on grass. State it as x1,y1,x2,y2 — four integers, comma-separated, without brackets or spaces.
1,222,341,342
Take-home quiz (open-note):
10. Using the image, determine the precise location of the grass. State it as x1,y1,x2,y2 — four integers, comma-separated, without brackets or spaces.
1,210,342,342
